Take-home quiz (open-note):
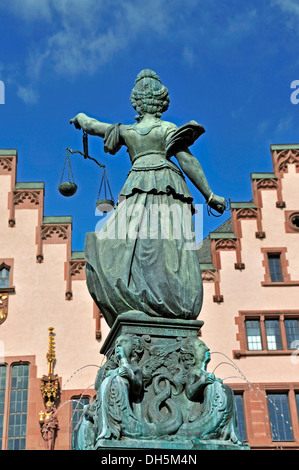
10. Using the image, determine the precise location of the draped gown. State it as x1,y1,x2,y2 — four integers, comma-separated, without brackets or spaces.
84,118,204,327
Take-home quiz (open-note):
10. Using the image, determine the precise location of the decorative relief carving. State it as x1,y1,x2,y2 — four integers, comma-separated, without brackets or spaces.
201,270,217,282
13,190,41,206
276,149,299,174
236,208,258,219
0,157,13,172
256,178,278,190
70,260,86,277
215,238,237,250
41,225,69,241
73,330,245,450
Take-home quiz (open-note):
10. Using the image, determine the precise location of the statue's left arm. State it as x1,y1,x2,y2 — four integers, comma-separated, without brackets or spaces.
175,148,226,214
165,121,226,214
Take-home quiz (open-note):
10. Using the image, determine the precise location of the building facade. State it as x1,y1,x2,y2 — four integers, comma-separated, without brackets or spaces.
0,150,108,450
0,144,298,450
198,144,299,450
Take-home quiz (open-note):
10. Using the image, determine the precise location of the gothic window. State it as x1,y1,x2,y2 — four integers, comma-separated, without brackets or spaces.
7,364,29,450
234,393,247,442
0,267,10,289
71,396,90,448
267,393,293,442
0,261,14,325
0,365,7,450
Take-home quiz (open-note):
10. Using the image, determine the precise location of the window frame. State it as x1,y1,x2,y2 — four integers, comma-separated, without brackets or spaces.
265,387,299,444
267,253,284,282
245,319,263,351
267,392,294,442
0,260,14,293
0,365,7,450
0,260,15,325
0,358,33,450
233,392,248,442
228,383,299,447
234,311,299,358
70,395,90,449
7,364,29,450
0,266,10,289
261,247,299,286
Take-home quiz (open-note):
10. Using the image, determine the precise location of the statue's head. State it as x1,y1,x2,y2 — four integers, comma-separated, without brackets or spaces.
115,335,134,359
130,69,170,120
181,337,210,369
115,334,143,364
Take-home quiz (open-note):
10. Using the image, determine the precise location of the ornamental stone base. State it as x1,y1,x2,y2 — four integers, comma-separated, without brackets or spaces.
73,312,249,451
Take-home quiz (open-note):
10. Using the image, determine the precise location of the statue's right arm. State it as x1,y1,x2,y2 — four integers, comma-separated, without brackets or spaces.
70,113,111,138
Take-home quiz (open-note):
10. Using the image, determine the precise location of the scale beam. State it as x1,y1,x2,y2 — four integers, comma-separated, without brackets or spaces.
66,147,106,169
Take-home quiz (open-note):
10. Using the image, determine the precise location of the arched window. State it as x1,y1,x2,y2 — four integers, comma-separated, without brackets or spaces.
0,266,10,289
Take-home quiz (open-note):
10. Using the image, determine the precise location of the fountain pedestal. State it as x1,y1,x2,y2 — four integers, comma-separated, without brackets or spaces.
73,312,249,451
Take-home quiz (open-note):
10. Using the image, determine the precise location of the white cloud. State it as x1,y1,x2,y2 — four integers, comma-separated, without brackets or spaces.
271,0,299,16
0,0,135,101
182,47,196,67
270,0,299,32
17,85,39,104
2,0,52,21
0,0,174,83
276,115,294,133
0,1,275,104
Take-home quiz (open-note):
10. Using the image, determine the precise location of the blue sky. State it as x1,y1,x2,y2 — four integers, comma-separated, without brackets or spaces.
0,0,299,251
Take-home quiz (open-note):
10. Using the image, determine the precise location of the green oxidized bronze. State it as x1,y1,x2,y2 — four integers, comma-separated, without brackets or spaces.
70,68,225,328
70,70,249,451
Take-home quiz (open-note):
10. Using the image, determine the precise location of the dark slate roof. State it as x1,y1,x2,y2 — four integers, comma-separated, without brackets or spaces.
213,217,233,233
197,216,234,265
197,235,213,264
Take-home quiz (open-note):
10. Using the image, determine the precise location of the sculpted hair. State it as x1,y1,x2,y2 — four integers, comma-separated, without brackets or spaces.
130,69,170,120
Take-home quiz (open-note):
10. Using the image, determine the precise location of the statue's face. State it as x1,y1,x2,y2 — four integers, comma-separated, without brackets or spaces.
192,339,209,365
115,335,133,358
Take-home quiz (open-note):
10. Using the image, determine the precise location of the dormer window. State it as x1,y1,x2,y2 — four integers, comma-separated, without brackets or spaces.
0,266,10,289
0,261,14,325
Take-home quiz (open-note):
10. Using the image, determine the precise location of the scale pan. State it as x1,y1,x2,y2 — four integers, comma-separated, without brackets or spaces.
58,182,78,197
96,198,114,213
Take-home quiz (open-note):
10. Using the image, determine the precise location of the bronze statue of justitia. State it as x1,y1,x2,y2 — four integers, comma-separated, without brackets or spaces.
70,69,226,328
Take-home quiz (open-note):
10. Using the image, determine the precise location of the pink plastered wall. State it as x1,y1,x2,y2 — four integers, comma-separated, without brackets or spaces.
199,158,299,386
0,154,106,392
